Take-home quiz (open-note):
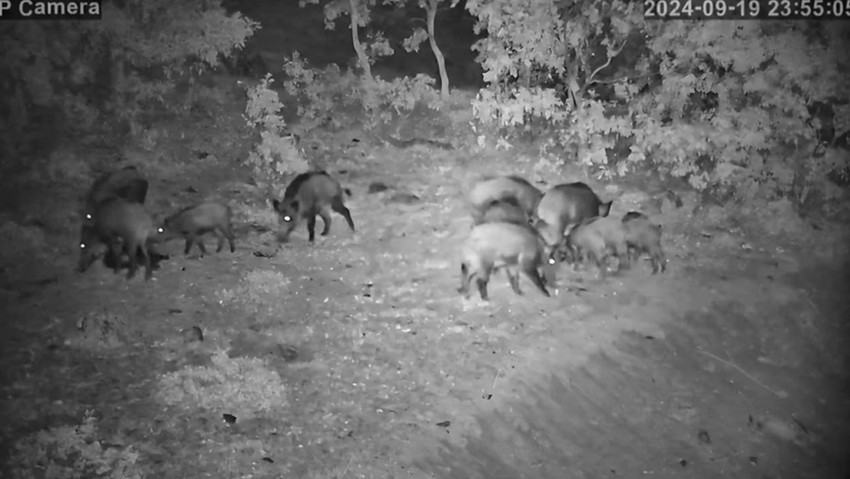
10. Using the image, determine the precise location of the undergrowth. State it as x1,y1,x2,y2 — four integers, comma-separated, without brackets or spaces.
8,410,143,479
156,349,288,419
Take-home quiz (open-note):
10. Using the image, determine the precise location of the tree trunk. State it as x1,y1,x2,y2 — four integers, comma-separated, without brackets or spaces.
348,0,374,84
425,0,450,99
108,42,141,134
792,141,814,208
564,41,581,110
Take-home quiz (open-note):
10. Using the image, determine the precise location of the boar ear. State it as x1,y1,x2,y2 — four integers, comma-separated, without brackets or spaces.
272,199,281,210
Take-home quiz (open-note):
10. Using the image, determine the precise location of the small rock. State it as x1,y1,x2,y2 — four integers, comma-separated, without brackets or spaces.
368,182,389,193
388,192,419,204
277,344,299,362
697,429,711,444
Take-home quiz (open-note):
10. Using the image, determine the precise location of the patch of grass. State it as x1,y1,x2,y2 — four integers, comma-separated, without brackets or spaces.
156,349,288,418
215,269,291,316
8,410,143,479
63,309,131,352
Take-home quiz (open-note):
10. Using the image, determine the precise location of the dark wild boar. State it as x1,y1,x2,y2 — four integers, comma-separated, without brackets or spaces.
564,216,630,276
622,211,666,274
480,197,530,226
158,202,236,256
468,175,542,225
78,198,161,280
534,182,613,247
272,171,355,242
82,166,149,224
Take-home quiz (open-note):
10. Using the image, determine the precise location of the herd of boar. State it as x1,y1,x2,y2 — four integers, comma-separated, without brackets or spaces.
460,175,667,301
77,166,237,280
77,167,665,301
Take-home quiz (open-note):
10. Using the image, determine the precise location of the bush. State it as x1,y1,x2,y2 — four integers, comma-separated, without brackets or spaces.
0,0,258,156
281,52,441,133
465,1,850,208
243,74,309,184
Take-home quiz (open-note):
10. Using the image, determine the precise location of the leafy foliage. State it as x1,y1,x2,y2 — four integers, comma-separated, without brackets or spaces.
365,73,441,124
243,74,309,181
280,52,440,134
0,0,257,157
300,0,398,82
297,0,444,122
464,0,641,148
281,52,363,131
467,0,563,88
634,22,850,202
472,87,567,128
400,0,462,98
465,0,850,206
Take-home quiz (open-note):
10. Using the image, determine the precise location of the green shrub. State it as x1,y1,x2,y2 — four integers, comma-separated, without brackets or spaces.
243,74,309,183
0,0,258,155
465,1,850,208
281,52,441,134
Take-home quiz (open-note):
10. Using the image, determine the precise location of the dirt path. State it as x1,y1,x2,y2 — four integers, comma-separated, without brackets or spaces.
412,264,850,479
1,142,848,478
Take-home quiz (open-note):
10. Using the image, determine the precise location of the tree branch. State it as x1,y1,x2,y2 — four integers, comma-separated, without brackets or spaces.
586,40,626,85
592,72,662,86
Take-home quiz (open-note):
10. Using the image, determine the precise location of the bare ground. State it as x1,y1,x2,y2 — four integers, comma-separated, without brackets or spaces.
1,130,849,479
